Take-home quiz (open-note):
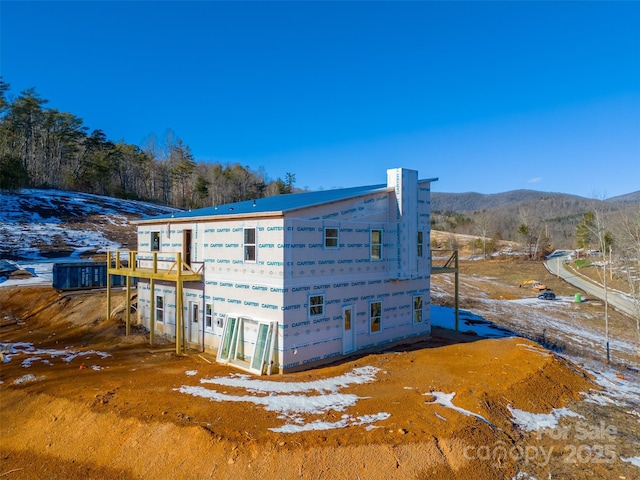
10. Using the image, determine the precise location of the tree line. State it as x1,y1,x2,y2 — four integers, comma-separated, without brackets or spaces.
0,78,296,208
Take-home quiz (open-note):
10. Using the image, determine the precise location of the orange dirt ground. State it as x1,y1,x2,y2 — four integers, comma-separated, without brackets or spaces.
1,264,639,479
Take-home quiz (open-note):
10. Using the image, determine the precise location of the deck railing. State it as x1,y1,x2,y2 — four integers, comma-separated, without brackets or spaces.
107,250,203,279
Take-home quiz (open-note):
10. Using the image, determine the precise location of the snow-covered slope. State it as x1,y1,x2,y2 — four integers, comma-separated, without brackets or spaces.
0,189,178,260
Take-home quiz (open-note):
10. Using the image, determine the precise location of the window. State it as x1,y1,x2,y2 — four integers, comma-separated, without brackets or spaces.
205,303,213,330
219,316,238,360
324,227,339,248
155,295,164,323
417,231,424,257
309,294,324,317
251,323,271,372
151,232,160,251
217,317,276,375
413,295,423,324
370,301,381,333
371,229,382,260
244,228,256,262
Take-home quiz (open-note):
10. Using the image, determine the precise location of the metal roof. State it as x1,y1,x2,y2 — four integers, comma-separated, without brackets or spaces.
138,178,437,223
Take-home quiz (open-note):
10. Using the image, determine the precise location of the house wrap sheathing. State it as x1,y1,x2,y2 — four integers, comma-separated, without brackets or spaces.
133,168,437,374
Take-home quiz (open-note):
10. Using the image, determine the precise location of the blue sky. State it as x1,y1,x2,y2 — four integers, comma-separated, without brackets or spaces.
1,1,639,197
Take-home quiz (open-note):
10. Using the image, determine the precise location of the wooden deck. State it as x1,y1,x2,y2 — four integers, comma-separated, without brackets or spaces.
106,250,203,355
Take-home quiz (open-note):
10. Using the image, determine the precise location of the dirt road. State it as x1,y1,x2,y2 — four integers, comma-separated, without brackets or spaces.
546,256,638,318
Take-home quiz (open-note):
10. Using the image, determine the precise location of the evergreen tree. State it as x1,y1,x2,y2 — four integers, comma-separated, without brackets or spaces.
0,78,293,208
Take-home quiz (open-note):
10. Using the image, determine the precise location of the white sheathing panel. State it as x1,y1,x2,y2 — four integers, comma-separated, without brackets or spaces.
136,222,202,270
137,283,204,344
285,218,390,282
200,218,284,284
280,278,430,370
136,280,177,337
199,217,285,365
418,181,432,273
283,190,392,283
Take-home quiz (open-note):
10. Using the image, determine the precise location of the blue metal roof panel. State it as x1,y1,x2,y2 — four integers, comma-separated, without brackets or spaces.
140,183,392,221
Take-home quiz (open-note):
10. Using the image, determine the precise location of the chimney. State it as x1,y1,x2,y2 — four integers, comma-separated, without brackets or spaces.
387,168,418,279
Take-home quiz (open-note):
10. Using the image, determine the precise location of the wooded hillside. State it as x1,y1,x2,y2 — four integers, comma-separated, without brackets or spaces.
0,78,295,209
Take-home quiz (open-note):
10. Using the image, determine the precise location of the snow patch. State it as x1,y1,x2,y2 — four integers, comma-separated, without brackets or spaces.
508,405,583,431
13,374,40,385
271,412,391,433
621,456,640,467
512,473,538,480
516,343,551,356
201,365,380,394
424,391,500,429
176,366,388,433
2,342,111,366
0,189,177,263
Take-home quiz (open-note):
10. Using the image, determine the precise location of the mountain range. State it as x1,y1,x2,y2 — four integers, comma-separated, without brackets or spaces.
431,189,640,212
431,188,639,250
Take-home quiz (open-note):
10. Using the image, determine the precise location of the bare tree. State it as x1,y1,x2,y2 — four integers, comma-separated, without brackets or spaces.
618,205,640,356
474,210,493,259
517,207,545,259
586,208,614,363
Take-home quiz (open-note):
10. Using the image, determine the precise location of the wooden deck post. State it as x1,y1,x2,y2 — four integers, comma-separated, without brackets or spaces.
125,274,131,336
176,252,183,355
150,278,155,346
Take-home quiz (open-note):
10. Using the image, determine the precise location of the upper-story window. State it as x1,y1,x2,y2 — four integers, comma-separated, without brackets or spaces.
324,227,339,248
371,229,382,260
417,231,424,257
244,228,256,262
151,232,160,251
